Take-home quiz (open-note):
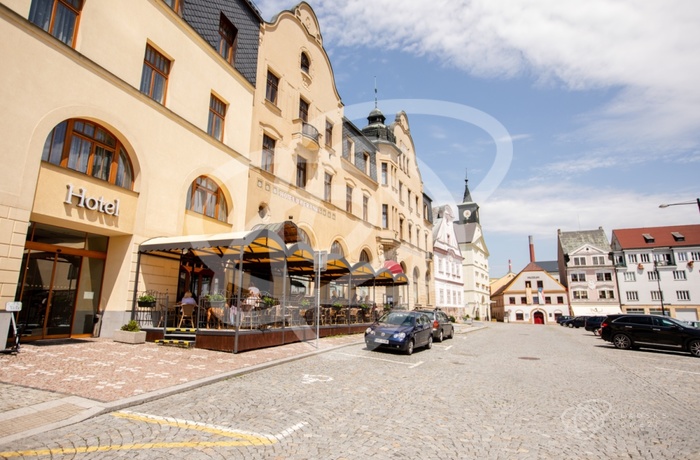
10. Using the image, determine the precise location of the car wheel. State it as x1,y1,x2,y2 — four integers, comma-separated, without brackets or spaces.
425,335,433,350
689,339,700,357
405,339,414,355
612,333,632,350
568,323,573,328
447,327,454,339
437,330,444,342
365,341,377,351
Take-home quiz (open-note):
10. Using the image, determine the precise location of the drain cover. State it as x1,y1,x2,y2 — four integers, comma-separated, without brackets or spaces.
518,357,540,360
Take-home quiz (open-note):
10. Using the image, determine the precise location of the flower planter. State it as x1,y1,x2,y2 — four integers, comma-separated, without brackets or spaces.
113,330,146,344
138,301,156,308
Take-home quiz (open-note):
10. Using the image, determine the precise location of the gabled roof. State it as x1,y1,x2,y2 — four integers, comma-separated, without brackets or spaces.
559,228,610,254
612,224,700,249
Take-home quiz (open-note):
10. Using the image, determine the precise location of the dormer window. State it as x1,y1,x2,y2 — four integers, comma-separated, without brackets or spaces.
643,233,655,243
672,232,685,241
300,52,310,73
218,13,238,64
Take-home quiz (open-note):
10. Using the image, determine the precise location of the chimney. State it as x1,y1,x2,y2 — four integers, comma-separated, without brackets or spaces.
529,235,536,263
508,259,512,273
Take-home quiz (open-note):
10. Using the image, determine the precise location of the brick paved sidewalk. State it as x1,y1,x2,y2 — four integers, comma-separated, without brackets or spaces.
0,323,484,446
0,333,364,446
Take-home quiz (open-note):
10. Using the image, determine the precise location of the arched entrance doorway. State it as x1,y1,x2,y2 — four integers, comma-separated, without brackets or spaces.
533,311,545,324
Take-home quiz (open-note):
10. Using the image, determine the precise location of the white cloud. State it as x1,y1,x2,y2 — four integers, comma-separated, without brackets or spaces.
256,0,700,157
483,182,699,239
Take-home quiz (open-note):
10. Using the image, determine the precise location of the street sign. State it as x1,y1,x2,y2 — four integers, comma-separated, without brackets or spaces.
5,302,22,312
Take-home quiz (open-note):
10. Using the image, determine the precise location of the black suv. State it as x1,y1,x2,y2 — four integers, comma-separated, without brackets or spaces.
584,316,607,334
600,314,700,357
416,309,454,342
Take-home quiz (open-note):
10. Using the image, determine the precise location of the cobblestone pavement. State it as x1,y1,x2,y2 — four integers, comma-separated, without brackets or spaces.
2,323,699,459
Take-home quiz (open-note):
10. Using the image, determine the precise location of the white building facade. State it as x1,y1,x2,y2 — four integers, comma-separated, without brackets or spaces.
611,225,700,321
432,205,464,319
453,175,490,320
557,228,622,317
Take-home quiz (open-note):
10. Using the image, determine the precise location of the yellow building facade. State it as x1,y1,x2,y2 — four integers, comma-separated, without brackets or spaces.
0,0,433,343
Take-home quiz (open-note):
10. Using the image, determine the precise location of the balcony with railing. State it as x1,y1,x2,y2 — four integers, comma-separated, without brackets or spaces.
293,119,320,152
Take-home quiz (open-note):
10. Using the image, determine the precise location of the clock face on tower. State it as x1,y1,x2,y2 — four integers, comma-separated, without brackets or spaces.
463,210,471,219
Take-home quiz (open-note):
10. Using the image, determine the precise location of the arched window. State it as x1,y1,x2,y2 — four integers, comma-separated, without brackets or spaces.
42,119,134,190
300,52,310,73
330,240,344,257
186,176,228,222
297,227,311,245
359,249,371,263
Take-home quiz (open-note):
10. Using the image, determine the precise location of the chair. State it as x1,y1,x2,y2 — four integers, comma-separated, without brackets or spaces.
178,303,196,328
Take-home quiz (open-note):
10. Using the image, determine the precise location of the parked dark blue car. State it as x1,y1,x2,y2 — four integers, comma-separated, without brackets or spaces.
365,311,433,355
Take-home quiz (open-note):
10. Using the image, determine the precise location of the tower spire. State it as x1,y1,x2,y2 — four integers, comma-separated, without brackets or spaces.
374,75,378,109
462,168,473,203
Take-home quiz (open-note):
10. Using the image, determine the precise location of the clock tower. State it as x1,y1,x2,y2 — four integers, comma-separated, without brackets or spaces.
456,171,479,224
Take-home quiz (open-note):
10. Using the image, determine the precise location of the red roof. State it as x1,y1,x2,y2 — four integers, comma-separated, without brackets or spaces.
612,224,700,249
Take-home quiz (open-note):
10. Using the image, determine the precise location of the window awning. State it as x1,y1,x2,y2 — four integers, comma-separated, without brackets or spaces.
382,260,404,274
139,228,288,264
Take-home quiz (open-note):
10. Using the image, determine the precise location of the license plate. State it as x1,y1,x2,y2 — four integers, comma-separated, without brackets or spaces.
374,338,389,344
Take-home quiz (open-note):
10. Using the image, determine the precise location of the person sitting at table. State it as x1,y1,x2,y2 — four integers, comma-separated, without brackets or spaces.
247,282,260,300
181,291,197,305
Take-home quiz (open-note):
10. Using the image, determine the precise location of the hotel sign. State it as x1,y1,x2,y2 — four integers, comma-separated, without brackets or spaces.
272,186,335,220
65,184,120,216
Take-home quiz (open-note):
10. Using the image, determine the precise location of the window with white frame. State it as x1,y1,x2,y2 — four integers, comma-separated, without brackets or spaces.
599,290,615,299
572,290,588,300
596,272,613,282
673,270,687,281
571,272,586,282
624,272,636,282
691,251,700,260
628,254,638,263
677,252,688,262
573,256,586,266
640,253,650,263
647,271,659,281
677,290,690,301
626,308,644,313
592,255,606,265
650,291,662,301
626,291,639,301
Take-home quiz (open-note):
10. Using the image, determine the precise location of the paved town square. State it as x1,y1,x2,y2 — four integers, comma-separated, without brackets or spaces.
1,323,698,459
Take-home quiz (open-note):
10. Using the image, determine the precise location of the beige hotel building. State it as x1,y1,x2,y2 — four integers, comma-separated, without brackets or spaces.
0,0,434,344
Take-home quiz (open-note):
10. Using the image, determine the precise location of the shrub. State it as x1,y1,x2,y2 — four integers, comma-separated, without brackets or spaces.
120,320,141,332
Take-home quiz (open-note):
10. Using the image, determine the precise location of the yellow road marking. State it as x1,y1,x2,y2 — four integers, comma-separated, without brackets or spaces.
0,411,308,458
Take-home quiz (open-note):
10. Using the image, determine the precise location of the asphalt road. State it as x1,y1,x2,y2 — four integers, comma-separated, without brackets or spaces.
2,323,699,459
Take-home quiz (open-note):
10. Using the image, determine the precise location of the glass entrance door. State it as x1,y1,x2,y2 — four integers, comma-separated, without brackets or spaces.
16,250,82,339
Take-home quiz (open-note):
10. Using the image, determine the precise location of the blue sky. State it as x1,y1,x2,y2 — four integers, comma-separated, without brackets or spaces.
256,0,700,277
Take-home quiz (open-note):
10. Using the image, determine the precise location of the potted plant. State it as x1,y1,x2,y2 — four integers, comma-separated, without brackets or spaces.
300,298,310,308
113,320,147,344
206,293,226,307
137,293,156,307
262,295,277,308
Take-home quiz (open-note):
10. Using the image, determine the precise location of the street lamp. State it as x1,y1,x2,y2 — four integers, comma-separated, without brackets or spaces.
658,198,700,213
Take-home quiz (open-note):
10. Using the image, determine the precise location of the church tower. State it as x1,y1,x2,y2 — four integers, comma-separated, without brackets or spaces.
456,170,480,224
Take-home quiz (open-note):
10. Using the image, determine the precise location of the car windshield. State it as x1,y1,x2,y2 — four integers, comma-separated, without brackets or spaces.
381,313,415,326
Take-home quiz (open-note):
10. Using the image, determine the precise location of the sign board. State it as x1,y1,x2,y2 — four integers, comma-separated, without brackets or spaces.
314,251,328,272
5,302,22,312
